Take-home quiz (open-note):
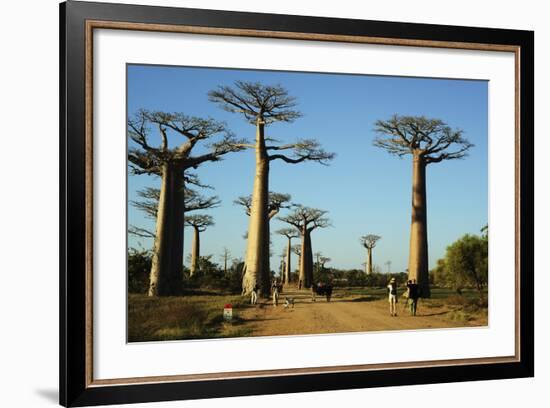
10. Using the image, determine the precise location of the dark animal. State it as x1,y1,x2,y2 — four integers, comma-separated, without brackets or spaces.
314,283,333,302
283,297,294,308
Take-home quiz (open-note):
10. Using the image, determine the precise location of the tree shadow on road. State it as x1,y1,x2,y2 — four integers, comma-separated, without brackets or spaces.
339,296,381,303
418,310,450,317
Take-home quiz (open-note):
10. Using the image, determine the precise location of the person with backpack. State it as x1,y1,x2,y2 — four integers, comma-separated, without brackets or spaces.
407,279,420,316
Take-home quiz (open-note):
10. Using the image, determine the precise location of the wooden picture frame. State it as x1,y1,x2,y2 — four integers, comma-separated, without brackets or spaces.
60,1,534,406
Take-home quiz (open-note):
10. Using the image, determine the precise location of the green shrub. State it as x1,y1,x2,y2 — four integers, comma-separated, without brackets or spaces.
128,248,152,294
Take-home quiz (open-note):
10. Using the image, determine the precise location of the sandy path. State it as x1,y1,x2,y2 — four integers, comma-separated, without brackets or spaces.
230,288,480,337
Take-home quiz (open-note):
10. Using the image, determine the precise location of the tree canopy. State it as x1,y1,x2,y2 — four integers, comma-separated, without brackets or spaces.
208,81,302,125
373,114,473,164
208,81,335,165
276,227,300,239
235,192,292,219
278,205,331,232
360,234,381,250
128,109,246,176
185,214,215,231
445,233,488,299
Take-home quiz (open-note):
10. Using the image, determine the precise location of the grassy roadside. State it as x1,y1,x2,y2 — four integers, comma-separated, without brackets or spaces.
128,287,488,342
128,292,251,342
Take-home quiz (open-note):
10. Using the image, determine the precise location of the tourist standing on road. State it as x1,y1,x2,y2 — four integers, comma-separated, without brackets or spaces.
271,279,279,306
407,279,420,316
311,282,318,302
250,283,258,305
403,280,411,311
387,277,398,316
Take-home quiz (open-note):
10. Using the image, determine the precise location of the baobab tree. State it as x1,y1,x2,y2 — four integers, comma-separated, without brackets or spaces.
128,109,244,296
235,192,291,281
314,251,323,273
209,82,334,296
234,192,291,220
129,185,220,243
278,249,286,283
129,184,219,248
185,215,214,276
373,114,473,297
319,256,331,270
278,205,331,288
360,235,381,275
276,227,300,285
220,247,232,275
292,244,302,287
131,185,220,220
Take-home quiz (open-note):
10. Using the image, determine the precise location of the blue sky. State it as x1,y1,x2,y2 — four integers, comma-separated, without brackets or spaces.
127,64,488,273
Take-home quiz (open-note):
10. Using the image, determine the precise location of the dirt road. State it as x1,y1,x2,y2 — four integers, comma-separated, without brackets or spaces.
227,288,485,337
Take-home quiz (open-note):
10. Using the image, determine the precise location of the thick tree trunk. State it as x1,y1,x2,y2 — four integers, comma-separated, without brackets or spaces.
285,237,292,285
242,119,271,296
190,226,200,276
148,163,185,296
300,229,314,288
407,154,430,297
366,248,373,275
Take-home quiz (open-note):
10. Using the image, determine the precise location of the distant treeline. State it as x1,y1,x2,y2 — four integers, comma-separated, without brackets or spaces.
128,248,406,295
128,226,487,298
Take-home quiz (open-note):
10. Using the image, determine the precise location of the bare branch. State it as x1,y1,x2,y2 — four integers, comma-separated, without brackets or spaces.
235,192,292,218
234,195,252,216
128,110,158,153
128,148,163,176
186,134,249,168
128,225,155,238
132,184,220,219
268,139,335,165
128,109,244,175
183,172,213,189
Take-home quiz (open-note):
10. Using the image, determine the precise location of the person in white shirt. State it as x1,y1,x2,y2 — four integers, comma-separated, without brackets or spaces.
387,277,398,316
250,284,258,305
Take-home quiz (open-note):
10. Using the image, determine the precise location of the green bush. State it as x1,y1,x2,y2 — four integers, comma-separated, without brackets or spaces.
128,248,152,294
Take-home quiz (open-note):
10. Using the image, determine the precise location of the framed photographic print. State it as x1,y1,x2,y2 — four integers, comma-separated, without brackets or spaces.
60,0,534,406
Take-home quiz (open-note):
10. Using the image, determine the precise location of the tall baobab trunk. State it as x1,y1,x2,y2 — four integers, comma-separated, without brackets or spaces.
148,163,185,296
365,248,373,275
190,226,200,276
408,153,430,297
300,229,313,288
242,119,271,297
285,238,292,285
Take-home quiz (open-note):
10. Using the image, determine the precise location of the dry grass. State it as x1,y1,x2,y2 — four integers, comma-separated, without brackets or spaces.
128,293,250,342
128,288,488,342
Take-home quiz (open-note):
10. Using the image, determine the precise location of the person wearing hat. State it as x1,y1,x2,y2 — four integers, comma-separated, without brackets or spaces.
387,277,398,317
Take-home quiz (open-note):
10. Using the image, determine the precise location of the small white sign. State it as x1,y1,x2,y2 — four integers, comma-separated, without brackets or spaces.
223,305,233,322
